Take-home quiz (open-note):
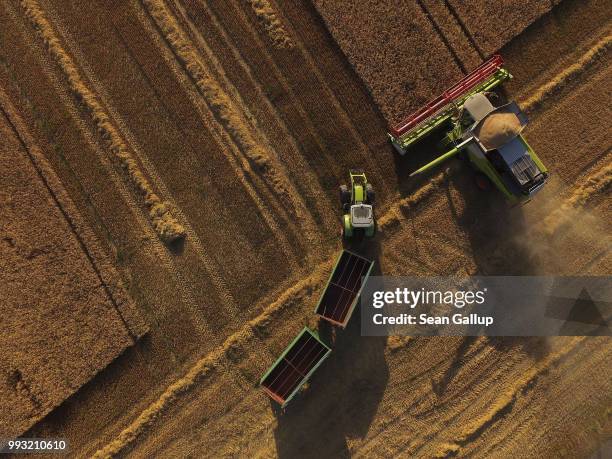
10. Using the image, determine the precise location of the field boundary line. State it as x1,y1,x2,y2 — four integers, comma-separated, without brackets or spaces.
92,260,332,458
17,0,185,243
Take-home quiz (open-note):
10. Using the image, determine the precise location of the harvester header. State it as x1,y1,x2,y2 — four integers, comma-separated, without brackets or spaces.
389,55,510,153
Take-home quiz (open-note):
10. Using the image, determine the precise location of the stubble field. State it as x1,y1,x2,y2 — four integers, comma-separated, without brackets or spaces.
0,0,610,457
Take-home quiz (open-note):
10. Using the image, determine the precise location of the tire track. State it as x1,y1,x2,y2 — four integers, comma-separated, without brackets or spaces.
17,0,185,243
123,2,306,270
278,0,391,196
180,0,341,236
417,0,467,74
92,260,332,458
544,153,612,234
442,0,485,59
161,0,326,253
140,0,311,233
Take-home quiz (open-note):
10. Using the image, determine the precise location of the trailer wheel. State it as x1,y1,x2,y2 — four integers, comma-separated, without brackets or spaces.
366,183,375,203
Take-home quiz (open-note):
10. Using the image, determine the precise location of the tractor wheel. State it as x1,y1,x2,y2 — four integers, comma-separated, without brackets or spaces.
475,172,491,191
342,214,353,238
339,185,350,206
366,183,375,203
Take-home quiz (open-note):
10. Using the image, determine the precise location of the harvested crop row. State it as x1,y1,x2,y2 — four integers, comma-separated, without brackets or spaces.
437,337,585,456
446,0,554,56
246,0,293,48
142,0,296,215
18,0,185,243
378,169,449,231
520,34,612,113
313,0,465,126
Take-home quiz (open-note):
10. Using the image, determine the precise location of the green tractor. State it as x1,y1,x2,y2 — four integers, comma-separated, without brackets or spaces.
339,170,376,238
388,55,548,205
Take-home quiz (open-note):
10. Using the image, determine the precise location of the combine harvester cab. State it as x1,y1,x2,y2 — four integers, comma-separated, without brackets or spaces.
315,250,374,327
260,327,331,407
388,55,548,204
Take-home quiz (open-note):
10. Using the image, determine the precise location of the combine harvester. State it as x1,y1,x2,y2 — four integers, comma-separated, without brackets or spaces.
389,55,548,204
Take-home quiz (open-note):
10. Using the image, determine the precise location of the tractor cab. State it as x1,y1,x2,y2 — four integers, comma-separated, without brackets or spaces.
340,170,376,238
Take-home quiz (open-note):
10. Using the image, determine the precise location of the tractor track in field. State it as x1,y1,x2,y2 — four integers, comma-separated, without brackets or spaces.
173,0,336,234
416,0,468,74
162,0,326,253
17,0,185,243
182,0,395,207
140,0,306,223
3,0,610,456
175,0,350,236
